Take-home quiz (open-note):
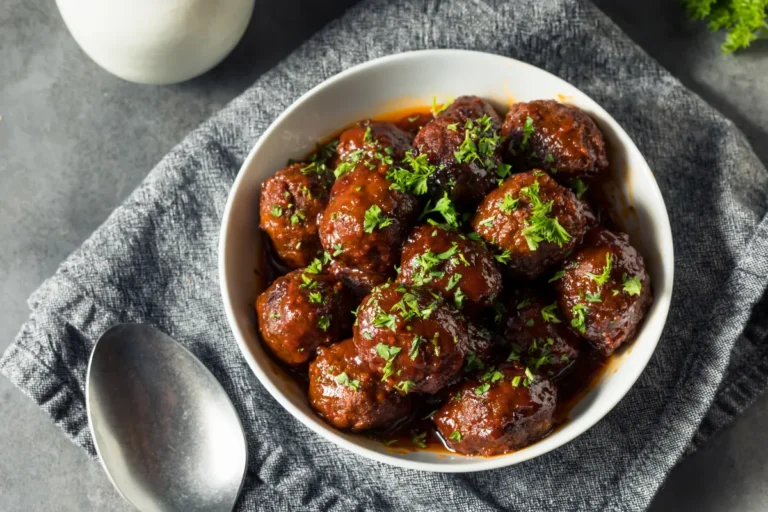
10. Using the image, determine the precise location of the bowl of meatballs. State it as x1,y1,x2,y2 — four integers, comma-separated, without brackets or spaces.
219,50,674,472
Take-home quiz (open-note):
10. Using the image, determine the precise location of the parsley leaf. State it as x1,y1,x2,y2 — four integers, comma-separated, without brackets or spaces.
548,270,565,283
363,204,393,233
500,193,519,214
622,274,643,296
519,180,571,250
420,192,460,228
317,315,331,332
541,302,561,323
571,303,589,334
270,205,283,217
394,380,415,393
306,258,323,274
586,252,613,286
386,150,437,195
520,116,535,149
334,372,360,391
449,430,463,442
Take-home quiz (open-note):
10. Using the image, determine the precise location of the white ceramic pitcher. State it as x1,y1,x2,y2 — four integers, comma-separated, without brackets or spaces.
56,0,255,85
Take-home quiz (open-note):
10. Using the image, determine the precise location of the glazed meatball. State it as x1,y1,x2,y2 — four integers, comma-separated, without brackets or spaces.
354,284,468,395
259,163,333,269
336,120,413,172
413,115,504,206
256,268,352,366
502,289,581,380
438,95,502,130
502,100,608,183
433,362,557,455
464,322,499,369
399,224,502,311
554,228,652,356
471,170,590,280
319,165,418,290
308,339,412,431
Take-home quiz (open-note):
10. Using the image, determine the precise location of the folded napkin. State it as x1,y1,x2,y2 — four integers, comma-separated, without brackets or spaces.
4,0,768,510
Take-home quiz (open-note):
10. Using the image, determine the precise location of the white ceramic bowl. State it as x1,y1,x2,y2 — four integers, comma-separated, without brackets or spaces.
219,50,674,472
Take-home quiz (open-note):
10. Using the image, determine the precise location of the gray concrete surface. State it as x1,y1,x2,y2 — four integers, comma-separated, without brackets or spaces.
1,1,767,510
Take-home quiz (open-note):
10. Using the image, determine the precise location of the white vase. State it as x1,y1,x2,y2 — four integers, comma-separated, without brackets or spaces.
56,0,255,85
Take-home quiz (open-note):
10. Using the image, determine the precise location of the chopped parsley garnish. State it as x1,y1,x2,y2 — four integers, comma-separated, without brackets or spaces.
585,291,602,303
269,311,280,319
446,273,463,291
374,312,398,331
299,274,318,289
452,115,506,176
333,149,363,179
464,351,484,372
520,116,535,149
519,180,571,250
493,301,505,323
477,215,496,228
571,178,588,199
317,315,331,331
376,343,402,381
423,409,438,420
420,192,460,228
308,291,323,304
454,288,466,309
431,96,452,116
545,153,555,163
494,249,512,264
571,303,589,334
376,343,401,360
541,302,561,323
548,270,565,283
500,193,519,214
622,274,643,296
475,383,491,395
332,243,343,257
511,375,522,387
394,380,415,393
525,318,535,327
524,367,536,385
334,372,360,391
586,252,613,286
306,258,323,274
412,431,427,448
270,205,283,217
449,431,462,442
517,298,531,309
386,150,437,195
409,335,425,360
363,204,393,233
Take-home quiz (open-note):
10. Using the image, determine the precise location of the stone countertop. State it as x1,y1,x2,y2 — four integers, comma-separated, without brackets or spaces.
1,1,767,510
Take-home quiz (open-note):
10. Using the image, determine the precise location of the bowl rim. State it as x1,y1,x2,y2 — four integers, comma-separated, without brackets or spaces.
218,48,675,473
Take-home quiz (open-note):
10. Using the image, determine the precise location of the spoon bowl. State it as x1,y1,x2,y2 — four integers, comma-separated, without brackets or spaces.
87,324,247,512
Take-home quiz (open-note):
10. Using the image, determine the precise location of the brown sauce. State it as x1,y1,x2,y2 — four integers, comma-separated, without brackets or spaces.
258,105,616,456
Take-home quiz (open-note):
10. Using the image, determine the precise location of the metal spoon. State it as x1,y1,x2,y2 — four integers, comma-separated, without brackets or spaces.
86,324,248,512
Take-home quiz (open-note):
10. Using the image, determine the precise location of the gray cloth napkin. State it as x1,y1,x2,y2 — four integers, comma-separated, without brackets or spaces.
4,0,768,510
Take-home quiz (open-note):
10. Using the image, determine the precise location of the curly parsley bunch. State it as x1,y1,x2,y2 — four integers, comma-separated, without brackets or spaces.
682,0,768,53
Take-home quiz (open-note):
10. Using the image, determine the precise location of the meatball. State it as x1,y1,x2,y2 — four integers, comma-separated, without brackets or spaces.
501,289,581,380
502,100,608,183
336,120,413,172
471,170,590,280
308,339,412,431
399,224,502,311
413,115,504,206
554,228,652,356
319,165,418,288
354,284,468,395
437,95,502,130
259,163,333,269
255,268,352,366
433,362,557,455
464,322,499,370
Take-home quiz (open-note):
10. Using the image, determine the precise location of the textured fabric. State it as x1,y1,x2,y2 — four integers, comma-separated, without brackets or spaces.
3,0,768,510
